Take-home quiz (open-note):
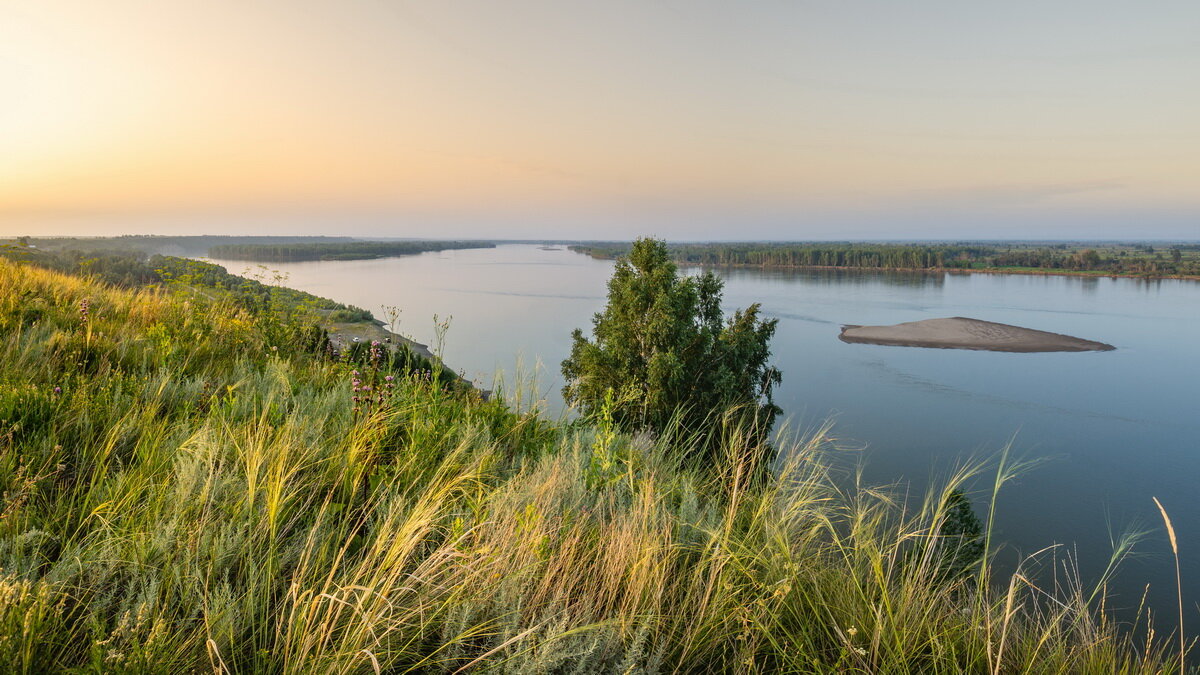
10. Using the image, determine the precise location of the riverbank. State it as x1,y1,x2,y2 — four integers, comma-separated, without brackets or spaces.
319,311,486,396
685,262,1200,282
320,312,435,360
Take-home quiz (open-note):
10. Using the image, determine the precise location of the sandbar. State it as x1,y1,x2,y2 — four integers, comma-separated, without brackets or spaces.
838,317,1114,352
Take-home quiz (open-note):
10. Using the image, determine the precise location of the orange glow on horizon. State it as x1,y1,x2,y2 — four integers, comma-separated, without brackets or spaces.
2,1,1197,236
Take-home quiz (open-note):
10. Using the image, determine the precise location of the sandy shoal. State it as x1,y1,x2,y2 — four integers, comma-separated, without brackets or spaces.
838,317,1114,352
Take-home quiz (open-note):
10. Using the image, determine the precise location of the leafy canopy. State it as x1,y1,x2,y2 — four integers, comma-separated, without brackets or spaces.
562,238,782,444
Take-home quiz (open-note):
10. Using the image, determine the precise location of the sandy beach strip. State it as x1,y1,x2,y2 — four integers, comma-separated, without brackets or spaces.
324,316,490,396
838,317,1115,352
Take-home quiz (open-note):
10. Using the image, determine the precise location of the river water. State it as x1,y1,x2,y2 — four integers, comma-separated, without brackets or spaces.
210,243,1200,626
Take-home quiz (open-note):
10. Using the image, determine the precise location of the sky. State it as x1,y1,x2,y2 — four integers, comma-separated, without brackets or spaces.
1,0,1198,240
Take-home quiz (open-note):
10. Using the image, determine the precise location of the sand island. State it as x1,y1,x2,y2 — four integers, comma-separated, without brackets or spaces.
839,317,1115,352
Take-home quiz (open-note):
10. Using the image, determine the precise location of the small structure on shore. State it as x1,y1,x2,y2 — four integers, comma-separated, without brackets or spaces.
839,317,1115,353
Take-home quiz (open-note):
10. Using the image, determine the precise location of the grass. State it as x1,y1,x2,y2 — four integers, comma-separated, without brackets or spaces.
0,258,1186,672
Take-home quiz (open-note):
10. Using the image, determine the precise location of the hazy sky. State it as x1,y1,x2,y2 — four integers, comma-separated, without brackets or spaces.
2,0,1198,239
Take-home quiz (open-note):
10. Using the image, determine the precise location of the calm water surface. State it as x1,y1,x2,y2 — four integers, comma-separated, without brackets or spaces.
211,244,1200,623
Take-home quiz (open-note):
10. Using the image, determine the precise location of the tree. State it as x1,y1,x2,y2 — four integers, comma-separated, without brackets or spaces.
1075,249,1102,269
934,490,985,580
562,238,782,454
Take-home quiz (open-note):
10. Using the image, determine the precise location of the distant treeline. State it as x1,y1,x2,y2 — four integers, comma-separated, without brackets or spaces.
569,242,1200,278
571,243,994,270
16,235,355,257
209,240,496,262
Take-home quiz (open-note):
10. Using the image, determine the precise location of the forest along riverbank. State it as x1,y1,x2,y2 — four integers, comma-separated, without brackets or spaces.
568,242,1200,281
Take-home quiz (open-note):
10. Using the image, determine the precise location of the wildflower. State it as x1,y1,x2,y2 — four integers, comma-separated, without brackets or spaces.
52,386,62,395
854,647,867,656
384,375,394,382
847,626,858,637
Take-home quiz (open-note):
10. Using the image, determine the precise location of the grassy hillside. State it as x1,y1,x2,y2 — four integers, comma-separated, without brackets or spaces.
0,259,1180,672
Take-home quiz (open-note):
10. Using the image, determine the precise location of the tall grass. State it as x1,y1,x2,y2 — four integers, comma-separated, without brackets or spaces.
0,259,1183,672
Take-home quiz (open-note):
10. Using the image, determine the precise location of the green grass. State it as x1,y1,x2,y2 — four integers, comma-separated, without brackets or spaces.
0,259,1184,672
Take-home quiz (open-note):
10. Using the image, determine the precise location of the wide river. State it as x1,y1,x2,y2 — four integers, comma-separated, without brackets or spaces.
211,244,1199,625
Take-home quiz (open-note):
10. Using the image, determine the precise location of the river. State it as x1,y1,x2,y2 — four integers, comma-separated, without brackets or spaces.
210,243,1200,626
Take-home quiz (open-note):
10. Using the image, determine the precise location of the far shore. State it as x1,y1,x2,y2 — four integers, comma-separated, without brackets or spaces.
697,263,1200,282
574,254,1200,282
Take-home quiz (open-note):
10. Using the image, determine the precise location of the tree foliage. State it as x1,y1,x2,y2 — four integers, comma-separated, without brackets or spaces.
933,490,985,581
562,238,782,451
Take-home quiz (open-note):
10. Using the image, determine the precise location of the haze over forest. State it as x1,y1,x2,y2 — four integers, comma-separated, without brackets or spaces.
3,0,1198,240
